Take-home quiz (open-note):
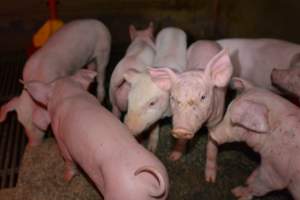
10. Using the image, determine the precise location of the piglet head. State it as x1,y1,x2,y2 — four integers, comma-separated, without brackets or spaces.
211,80,270,145
129,22,154,41
24,69,96,107
24,80,53,106
171,49,233,139
123,68,173,135
271,67,300,98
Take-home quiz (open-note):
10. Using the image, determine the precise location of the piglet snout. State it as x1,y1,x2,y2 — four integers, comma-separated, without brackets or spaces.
171,128,194,139
124,115,142,136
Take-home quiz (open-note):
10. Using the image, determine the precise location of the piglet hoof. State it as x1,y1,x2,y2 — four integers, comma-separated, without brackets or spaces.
63,163,78,182
205,168,216,183
231,186,253,200
97,89,105,103
64,171,73,182
27,133,44,147
63,170,76,182
168,151,183,161
27,140,43,147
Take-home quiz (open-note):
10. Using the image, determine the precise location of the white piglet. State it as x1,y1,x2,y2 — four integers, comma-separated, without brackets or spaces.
0,19,111,146
109,22,155,118
217,38,300,90
124,27,187,155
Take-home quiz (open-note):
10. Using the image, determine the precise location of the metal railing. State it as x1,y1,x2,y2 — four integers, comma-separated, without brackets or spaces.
0,54,27,189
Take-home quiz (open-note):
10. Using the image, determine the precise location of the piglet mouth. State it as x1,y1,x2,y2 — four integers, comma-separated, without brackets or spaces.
171,128,194,139
126,125,143,136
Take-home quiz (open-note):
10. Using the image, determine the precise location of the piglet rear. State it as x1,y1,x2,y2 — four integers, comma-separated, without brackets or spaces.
25,69,169,200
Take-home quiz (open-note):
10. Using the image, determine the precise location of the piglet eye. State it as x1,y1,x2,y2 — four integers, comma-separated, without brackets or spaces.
201,95,206,100
149,99,158,107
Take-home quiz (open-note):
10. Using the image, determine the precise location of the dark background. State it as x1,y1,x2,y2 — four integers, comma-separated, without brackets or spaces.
1,0,300,53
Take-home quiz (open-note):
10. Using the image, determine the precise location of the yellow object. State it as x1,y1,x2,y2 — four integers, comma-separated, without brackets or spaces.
33,19,64,48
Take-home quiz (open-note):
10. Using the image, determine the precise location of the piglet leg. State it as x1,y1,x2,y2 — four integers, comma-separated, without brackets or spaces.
96,51,110,103
233,165,285,199
205,138,218,183
231,186,253,200
24,126,45,146
16,91,46,146
231,169,258,200
288,173,300,200
169,139,187,161
64,160,78,182
147,124,160,152
112,105,121,118
56,140,78,182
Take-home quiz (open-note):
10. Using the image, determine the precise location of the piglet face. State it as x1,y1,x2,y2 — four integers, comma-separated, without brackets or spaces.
124,72,169,135
211,82,270,146
271,67,300,97
171,49,233,139
170,72,214,139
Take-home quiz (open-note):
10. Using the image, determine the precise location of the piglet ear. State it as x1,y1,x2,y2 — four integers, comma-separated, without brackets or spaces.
24,81,51,106
230,77,254,92
205,49,233,88
146,21,154,39
148,67,178,91
230,100,269,133
129,24,137,40
123,69,140,84
72,69,97,90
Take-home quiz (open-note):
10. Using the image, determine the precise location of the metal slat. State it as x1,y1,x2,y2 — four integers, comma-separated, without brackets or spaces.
8,116,20,187
1,63,10,98
0,53,27,189
1,114,15,188
0,116,9,188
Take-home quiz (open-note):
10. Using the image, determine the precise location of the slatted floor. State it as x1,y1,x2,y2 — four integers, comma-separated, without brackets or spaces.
0,53,27,189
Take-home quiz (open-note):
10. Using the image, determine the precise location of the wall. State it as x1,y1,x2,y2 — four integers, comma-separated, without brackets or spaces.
0,0,300,53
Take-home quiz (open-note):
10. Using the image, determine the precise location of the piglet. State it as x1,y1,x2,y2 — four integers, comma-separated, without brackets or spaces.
217,38,300,90
148,41,232,181
109,22,155,118
210,77,300,200
123,27,187,154
24,69,169,200
271,67,300,99
0,19,111,146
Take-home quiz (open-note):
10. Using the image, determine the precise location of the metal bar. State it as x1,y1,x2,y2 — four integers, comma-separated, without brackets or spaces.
3,63,12,98
0,54,27,189
0,116,9,188
0,168,18,176
9,115,20,187
1,113,15,188
212,0,220,37
8,62,18,97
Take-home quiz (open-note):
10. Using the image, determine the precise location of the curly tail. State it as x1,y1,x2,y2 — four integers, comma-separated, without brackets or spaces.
135,165,168,199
